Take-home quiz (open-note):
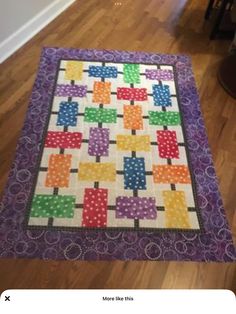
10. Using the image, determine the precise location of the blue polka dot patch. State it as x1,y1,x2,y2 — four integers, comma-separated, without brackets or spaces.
57,101,79,127
88,66,118,78
124,157,146,190
153,84,171,106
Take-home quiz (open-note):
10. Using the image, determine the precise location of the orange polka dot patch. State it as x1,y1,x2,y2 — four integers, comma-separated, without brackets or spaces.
45,154,72,188
93,81,111,104
152,165,191,184
123,105,143,130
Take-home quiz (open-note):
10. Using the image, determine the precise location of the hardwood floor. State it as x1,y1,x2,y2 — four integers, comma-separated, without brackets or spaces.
0,0,235,291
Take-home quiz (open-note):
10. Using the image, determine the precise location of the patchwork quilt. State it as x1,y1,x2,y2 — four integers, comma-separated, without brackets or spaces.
27,59,202,233
0,48,235,261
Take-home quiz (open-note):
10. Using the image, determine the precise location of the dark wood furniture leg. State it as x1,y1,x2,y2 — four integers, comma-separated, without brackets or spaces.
218,54,236,98
205,0,215,19
210,0,230,39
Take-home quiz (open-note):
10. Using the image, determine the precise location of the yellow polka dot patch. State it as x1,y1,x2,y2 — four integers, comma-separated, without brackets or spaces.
65,61,83,81
163,191,191,229
78,162,116,181
116,135,150,151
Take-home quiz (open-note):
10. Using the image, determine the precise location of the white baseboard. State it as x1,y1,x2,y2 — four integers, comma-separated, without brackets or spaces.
0,0,76,63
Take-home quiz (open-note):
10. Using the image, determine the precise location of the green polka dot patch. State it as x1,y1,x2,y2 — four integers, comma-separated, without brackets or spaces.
148,111,180,126
84,107,117,123
123,64,140,84
31,195,75,218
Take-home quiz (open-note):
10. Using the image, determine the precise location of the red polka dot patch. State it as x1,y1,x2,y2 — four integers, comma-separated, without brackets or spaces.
117,87,148,101
156,130,179,159
82,188,108,227
45,131,82,149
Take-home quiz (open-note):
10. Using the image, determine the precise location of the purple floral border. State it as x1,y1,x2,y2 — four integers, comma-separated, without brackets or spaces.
0,47,235,262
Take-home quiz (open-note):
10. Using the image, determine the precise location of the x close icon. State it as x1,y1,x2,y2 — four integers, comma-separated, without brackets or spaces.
5,296,10,301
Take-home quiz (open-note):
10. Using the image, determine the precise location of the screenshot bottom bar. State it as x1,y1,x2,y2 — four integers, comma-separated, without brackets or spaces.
0,289,235,314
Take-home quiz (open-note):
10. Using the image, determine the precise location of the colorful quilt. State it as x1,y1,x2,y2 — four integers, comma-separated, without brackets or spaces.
0,48,235,262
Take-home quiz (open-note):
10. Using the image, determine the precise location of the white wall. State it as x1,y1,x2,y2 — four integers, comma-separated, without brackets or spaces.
0,0,52,42
0,0,75,63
